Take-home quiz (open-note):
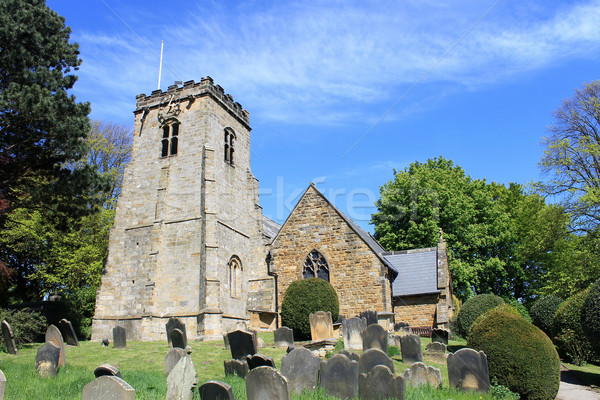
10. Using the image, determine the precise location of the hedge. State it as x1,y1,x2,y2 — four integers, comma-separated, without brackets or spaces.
456,293,504,338
529,295,563,336
582,278,600,351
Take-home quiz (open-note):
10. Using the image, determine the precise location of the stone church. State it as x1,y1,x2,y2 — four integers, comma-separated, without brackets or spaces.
91,78,452,341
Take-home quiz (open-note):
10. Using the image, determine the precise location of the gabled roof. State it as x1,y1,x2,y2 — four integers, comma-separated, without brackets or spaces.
383,248,439,297
262,215,281,239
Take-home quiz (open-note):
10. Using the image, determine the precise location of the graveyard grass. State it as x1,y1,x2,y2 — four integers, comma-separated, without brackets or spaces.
0,333,520,399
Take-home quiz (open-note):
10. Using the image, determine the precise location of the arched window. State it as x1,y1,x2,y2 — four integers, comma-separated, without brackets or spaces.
303,250,329,282
229,256,243,297
161,121,179,157
224,128,235,165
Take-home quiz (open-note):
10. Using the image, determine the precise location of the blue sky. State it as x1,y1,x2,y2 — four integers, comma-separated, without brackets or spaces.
47,0,600,232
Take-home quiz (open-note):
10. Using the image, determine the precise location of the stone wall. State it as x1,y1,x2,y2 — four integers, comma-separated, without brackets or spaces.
392,294,438,327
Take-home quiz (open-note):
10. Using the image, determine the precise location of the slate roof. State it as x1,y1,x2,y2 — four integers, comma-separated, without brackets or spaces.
262,216,281,239
384,248,440,297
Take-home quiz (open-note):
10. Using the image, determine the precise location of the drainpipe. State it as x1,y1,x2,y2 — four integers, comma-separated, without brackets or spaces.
266,251,279,329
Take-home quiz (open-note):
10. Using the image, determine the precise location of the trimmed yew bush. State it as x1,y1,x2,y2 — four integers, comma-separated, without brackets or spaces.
456,293,504,338
280,278,339,340
530,295,563,336
468,310,560,400
582,278,600,351
470,303,523,335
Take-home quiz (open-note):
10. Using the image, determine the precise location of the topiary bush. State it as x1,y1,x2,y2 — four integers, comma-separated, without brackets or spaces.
0,308,47,349
280,278,339,340
456,293,504,338
581,278,600,352
470,303,524,335
468,310,560,400
530,295,563,336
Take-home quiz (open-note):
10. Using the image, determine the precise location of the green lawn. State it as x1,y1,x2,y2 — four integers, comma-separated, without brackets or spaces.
0,333,503,399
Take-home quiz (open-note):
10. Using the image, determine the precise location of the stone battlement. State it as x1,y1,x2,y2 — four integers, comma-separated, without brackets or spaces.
134,76,250,128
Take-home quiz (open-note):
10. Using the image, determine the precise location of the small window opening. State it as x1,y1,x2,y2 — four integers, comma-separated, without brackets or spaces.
224,128,235,165
160,121,180,157
303,250,330,282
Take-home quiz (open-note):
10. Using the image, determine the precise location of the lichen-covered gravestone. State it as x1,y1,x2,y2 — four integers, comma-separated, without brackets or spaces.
358,348,395,375
224,359,249,378
426,341,446,353
339,349,360,362
319,354,359,399
360,310,378,326
280,347,321,394
400,333,422,364
309,311,334,341
402,362,442,387
0,369,5,399
358,365,405,400
361,323,388,353
245,366,290,400
58,318,79,346
1,320,17,355
166,355,197,400
35,342,61,377
113,326,126,349
273,326,294,348
198,380,234,400
342,317,366,351
447,348,490,392
165,347,187,375
82,375,135,400
45,325,66,367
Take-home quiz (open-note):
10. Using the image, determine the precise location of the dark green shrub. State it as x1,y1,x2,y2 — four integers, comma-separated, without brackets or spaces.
582,278,600,351
470,303,523,335
468,310,560,400
280,278,339,340
456,293,504,338
530,295,563,336
0,308,47,349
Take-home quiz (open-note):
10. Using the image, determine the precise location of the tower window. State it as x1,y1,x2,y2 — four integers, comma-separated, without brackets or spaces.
161,121,180,157
229,256,243,297
303,250,329,282
224,128,235,165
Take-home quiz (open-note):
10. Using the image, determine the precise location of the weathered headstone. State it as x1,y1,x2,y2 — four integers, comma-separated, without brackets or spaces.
274,326,294,348
1,320,17,355
431,328,449,345
447,348,490,392
82,375,135,400
286,345,294,354
342,317,367,351
361,323,388,353
224,359,249,378
358,348,395,375
223,334,230,350
94,364,122,378
101,338,109,347
360,310,378,326
400,333,422,364
339,349,360,362
394,322,410,331
246,353,275,370
58,319,79,346
113,326,126,349
45,325,66,367
166,317,187,347
245,366,290,400
281,347,321,394
165,347,187,374
198,380,234,400
402,362,442,387
358,365,405,400
319,354,359,399
227,330,257,360
309,311,334,341
0,369,5,400
35,342,60,377
426,341,447,353
170,328,186,349
166,355,198,400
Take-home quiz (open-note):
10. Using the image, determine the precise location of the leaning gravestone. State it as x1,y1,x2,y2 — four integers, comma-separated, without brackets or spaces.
224,359,249,378
82,375,135,400
223,334,230,350
165,347,187,374
58,318,79,346
361,323,388,353
274,326,294,348
360,310,378,326
198,380,234,400
1,320,17,355
45,324,66,367
431,328,449,345
358,365,405,400
402,362,442,387
342,317,367,351
281,347,321,394
227,330,257,360
94,364,122,378
0,369,5,399
246,354,275,370
339,349,360,362
170,328,186,349
319,354,359,399
113,326,127,349
309,311,334,340
426,341,446,353
166,317,187,347
400,333,422,364
447,348,490,392
166,355,197,400
35,342,61,377
246,366,290,400
358,348,395,375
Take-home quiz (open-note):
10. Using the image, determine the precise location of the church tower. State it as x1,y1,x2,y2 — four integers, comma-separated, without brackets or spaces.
91,77,270,341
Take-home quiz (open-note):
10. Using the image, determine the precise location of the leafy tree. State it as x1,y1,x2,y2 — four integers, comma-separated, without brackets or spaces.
538,80,600,232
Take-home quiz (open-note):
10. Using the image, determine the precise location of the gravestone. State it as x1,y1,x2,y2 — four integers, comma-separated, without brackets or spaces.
402,362,442,387
360,310,378,326
82,375,135,400
286,345,294,354
246,366,290,400
198,380,234,400
358,365,405,400
35,342,61,377
94,364,122,378
358,348,395,375
227,330,257,360
394,322,410,332
246,353,275,370
101,338,109,347
309,311,334,340
400,333,422,364
281,347,321,394
45,325,66,367
447,348,490,392
0,369,5,400
431,328,449,345
170,328,186,349
1,320,17,355
166,355,197,400
426,342,446,353
113,326,127,349
58,319,79,346
166,317,187,347
362,323,388,353
339,349,360,362
165,347,187,374
274,327,294,348
223,334,230,350
319,354,359,399
224,359,249,378
342,317,367,351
